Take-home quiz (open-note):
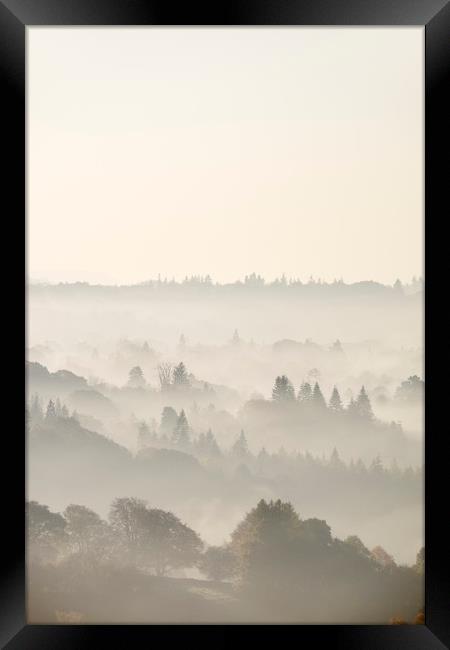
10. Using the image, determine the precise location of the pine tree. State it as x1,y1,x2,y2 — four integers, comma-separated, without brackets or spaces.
173,362,190,388
330,447,344,468
231,430,250,459
232,329,241,345
272,375,295,401
172,409,190,447
329,386,343,412
311,382,326,409
45,399,56,420
355,386,374,419
61,404,69,418
298,382,312,402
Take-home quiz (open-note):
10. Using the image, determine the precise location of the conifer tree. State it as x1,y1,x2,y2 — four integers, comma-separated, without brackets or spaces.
172,409,190,447
355,386,374,419
272,375,295,401
311,382,326,409
173,362,190,388
298,381,312,402
45,399,56,420
329,386,343,412
330,447,343,468
231,430,250,459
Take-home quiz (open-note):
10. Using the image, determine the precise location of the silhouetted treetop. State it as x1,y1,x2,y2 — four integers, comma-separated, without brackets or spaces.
272,375,295,401
127,366,146,389
173,362,190,387
329,386,343,411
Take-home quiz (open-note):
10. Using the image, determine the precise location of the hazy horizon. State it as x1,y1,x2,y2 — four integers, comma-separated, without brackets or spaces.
28,273,423,287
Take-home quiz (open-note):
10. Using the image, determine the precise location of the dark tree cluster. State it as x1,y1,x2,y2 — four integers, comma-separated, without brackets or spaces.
27,497,424,624
272,376,374,420
27,497,203,577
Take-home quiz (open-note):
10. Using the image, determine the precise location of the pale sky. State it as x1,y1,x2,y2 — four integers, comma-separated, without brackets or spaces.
28,27,424,285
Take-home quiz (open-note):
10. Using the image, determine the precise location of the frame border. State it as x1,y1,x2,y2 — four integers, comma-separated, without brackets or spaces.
1,0,449,646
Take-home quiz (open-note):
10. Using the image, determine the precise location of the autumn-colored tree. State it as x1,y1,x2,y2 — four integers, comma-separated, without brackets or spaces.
371,545,396,568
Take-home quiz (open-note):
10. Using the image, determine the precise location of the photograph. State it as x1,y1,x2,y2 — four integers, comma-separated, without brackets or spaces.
25,26,426,625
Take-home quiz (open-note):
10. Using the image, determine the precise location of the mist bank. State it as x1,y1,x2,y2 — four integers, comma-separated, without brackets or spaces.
28,279,423,348
27,356,424,464
27,405,423,565
26,275,424,596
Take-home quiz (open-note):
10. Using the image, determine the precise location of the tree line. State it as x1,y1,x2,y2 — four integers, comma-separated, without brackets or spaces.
272,375,375,419
31,274,423,293
27,394,416,480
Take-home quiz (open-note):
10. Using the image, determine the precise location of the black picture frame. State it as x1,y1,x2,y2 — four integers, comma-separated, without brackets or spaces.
1,0,449,646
